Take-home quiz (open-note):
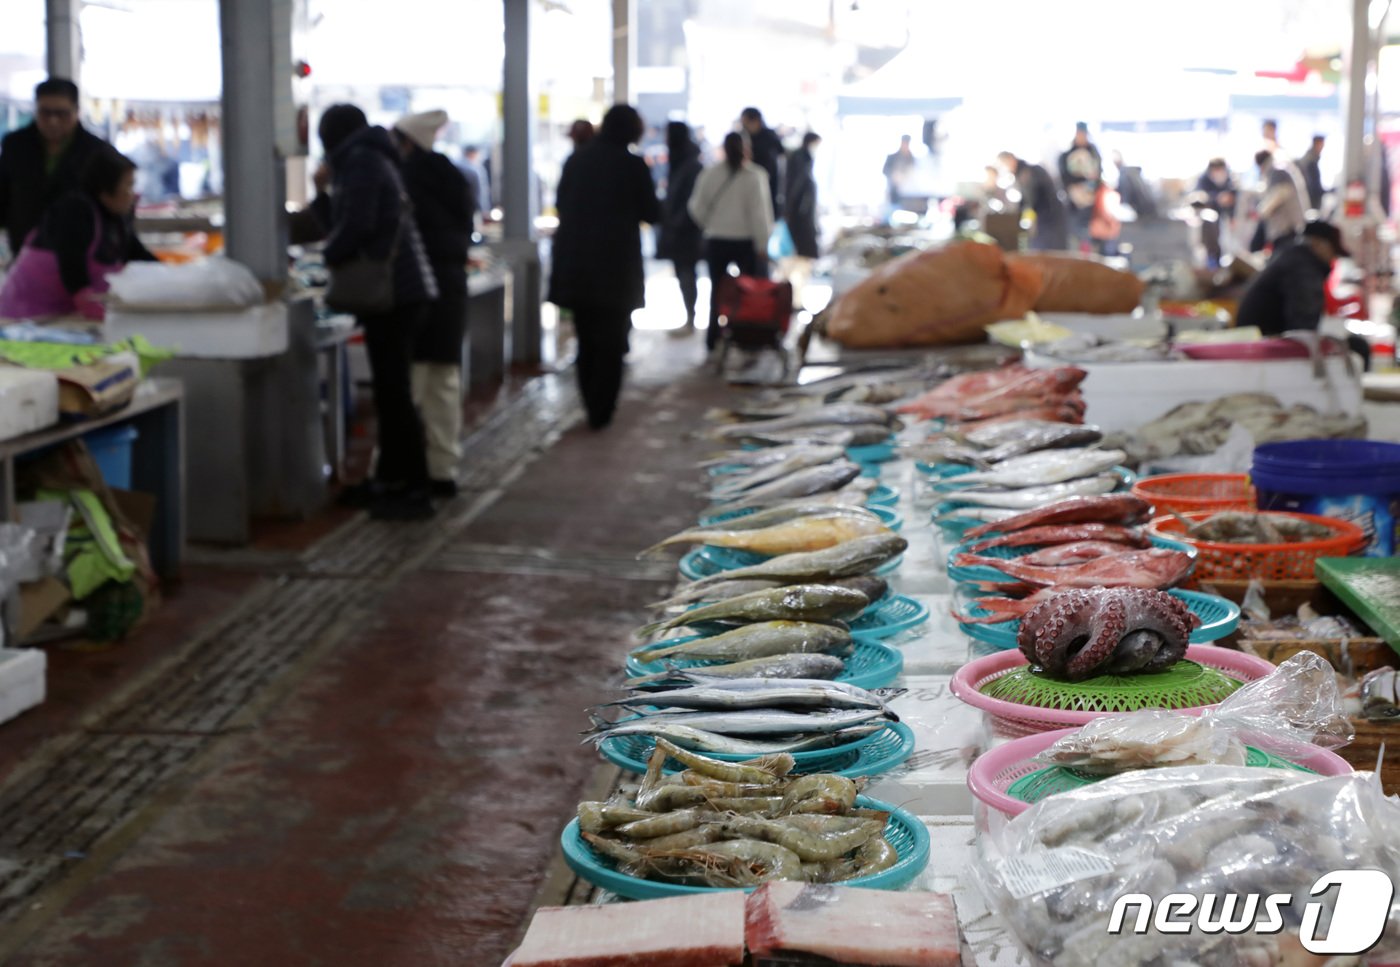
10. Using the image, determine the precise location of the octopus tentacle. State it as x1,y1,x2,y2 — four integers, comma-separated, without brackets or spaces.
1065,597,1127,680
1017,587,1194,681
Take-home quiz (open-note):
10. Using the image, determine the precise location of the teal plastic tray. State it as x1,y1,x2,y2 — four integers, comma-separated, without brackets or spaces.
846,438,896,464
559,794,930,900
698,503,902,531
849,594,929,640
946,536,1198,586
955,588,1241,651
679,547,904,582
625,634,904,690
598,720,916,777
867,484,899,507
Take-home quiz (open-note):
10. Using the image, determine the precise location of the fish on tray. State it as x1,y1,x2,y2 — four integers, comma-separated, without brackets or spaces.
708,445,848,497
938,474,1120,509
651,574,888,612
600,677,899,712
636,585,871,638
588,706,895,739
737,424,893,448
707,403,897,441
953,588,1061,624
951,548,1195,590
1018,540,1151,566
643,512,890,558
713,462,863,511
629,621,855,662
937,447,1126,489
583,721,885,756
898,366,1086,421
963,494,1154,539
625,653,847,687
684,534,909,590
698,442,832,470
966,523,1150,553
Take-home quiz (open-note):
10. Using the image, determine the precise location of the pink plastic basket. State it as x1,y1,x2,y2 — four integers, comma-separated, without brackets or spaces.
949,645,1279,738
968,726,1355,820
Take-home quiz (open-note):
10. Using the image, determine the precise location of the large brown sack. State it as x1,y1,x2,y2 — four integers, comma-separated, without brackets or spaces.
1011,253,1146,314
826,241,1041,348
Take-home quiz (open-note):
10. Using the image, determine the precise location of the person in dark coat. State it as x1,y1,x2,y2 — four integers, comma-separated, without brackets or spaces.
547,104,660,429
1296,135,1327,212
656,121,704,333
784,132,822,259
1192,158,1236,268
0,78,110,256
740,107,783,219
315,103,440,520
1058,123,1103,247
998,151,1069,251
0,146,157,320
393,110,473,498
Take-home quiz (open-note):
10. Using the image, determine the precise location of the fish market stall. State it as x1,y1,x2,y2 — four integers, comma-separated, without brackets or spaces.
510,340,1400,966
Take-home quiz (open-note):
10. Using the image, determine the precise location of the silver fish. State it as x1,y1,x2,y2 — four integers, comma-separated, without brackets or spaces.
714,461,862,511
944,474,1120,509
581,721,845,755
710,445,848,498
698,443,831,471
624,653,847,687
938,448,1126,490
686,534,908,590
696,501,883,533
593,706,893,737
629,622,855,662
740,424,893,448
964,419,1103,451
708,403,895,441
650,572,885,612
933,506,1022,523
605,678,899,712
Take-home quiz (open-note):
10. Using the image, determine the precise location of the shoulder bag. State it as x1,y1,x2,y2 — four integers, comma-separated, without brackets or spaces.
325,184,411,316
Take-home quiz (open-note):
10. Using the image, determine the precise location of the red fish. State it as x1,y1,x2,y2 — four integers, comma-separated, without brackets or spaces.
963,494,1154,540
952,548,1194,590
967,523,1150,553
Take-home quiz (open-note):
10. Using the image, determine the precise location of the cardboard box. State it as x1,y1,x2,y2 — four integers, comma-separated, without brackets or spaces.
16,576,70,640
57,354,139,417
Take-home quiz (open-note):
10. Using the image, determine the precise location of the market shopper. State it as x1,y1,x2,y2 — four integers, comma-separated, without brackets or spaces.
0,78,110,257
656,121,704,335
739,107,784,219
315,103,439,520
1297,135,1327,212
567,119,595,154
882,135,916,207
393,110,474,499
689,132,774,354
996,151,1069,251
460,146,490,221
1235,221,1370,367
0,146,156,320
547,104,660,429
1059,123,1103,249
1253,150,1309,254
784,132,821,260
1192,158,1237,268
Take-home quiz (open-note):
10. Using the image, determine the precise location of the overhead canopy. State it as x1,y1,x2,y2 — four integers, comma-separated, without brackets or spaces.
837,41,965,118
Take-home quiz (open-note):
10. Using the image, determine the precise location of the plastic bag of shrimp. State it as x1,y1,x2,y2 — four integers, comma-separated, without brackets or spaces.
1032,652,1355,776
971,765,1400,966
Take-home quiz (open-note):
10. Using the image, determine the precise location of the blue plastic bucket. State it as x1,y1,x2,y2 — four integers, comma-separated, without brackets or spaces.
84,424,139,490
1252,440,1400,557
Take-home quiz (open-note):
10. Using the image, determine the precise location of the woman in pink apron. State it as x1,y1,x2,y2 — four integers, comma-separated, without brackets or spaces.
0,147,155,320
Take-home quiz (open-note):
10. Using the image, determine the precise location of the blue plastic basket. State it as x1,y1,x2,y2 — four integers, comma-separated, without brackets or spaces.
848,594,929,640
678,547,904,582
867,484,899,507
698,504,902,531
597,720,916,778
625,634,904,690
846,438,896,464
946,536,1198,586
84,423,139,490
955,588,1241,651
559,794,930,899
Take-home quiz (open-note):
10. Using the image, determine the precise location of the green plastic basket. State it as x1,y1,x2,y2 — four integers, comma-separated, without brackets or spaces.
980,659,1244,715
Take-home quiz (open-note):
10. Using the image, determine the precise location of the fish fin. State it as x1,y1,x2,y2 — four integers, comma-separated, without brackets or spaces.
634,618,673,639
638,534,691,558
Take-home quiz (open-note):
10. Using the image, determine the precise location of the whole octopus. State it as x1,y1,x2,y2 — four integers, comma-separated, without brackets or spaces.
1016,587,1195,681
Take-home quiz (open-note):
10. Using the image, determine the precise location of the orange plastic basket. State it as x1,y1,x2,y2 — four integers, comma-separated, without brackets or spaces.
1132,473,1256,516
1147,511,1367,584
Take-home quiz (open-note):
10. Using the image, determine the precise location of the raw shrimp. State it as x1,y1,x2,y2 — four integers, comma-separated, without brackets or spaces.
576,800,654,833
779,774,858,814
617,808,725,839
654,737,793,785
652,839,805,886
717,814,884,862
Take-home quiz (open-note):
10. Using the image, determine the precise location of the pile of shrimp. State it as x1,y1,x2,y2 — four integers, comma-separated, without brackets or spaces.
578,737,897,888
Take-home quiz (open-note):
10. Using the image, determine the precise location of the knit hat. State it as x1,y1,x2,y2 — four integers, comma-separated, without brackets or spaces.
394,110,448,152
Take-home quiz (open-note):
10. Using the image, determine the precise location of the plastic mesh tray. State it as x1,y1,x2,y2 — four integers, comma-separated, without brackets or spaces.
1148,512,1367,584
955,588,1240,650
597,720,916,778
848,594,929,640
625,634,904,691
559,794,930,900
845,438,896,464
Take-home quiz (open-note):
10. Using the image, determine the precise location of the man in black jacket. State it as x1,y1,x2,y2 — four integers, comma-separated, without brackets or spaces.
740,107,783,219
0,78,109,255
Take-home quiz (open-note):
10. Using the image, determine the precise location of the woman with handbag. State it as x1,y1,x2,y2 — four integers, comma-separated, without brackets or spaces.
315,104,440,520
547,104,660,430
656,121,703,334
688,132,773,354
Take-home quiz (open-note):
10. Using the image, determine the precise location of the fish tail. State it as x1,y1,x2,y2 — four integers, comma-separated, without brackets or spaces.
638,534,693,558
633,617,675,639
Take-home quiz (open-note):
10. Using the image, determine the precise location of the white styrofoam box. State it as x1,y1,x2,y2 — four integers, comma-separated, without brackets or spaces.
0,648,45,725
0,366,59,442
1036,311,1166,342
1023,348,1364,433
865,675,991,816
106,302,288,359
913,817,1029,967
899,595,976,676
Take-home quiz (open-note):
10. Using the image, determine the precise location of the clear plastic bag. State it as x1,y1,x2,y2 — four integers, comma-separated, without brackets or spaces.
973,766,1400,966
1035,652,1354,775
107,256,265,309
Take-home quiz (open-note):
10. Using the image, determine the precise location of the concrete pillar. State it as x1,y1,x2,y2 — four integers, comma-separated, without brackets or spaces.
1343,0,1373,188
612,0,636,104
45,0,81,83
502,0,541,368
219,0,292,283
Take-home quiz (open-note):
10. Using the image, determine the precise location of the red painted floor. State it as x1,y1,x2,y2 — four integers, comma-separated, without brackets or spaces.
3,328,731,965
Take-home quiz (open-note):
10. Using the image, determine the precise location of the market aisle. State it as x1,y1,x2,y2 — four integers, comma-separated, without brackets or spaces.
3,329,733,967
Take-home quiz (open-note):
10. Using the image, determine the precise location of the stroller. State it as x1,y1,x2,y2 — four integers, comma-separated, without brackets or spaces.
711,274,794,379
